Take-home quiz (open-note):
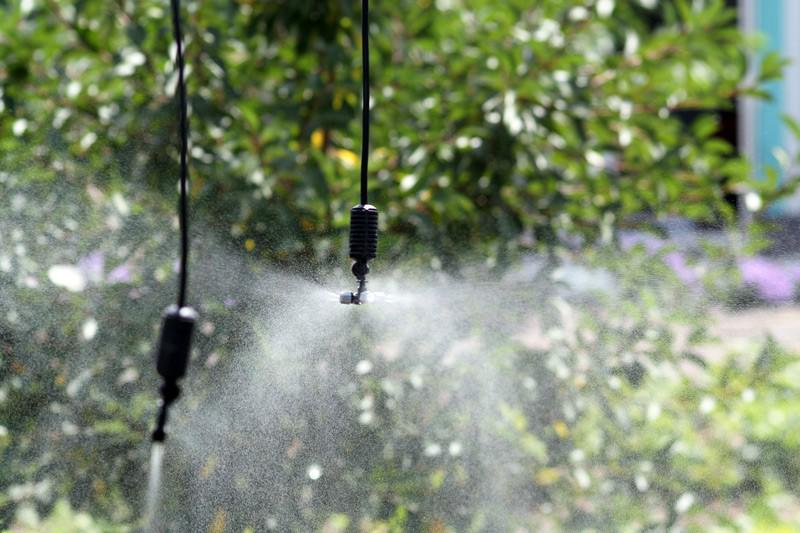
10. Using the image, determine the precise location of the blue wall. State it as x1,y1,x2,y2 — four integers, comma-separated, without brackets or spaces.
755,0,784,178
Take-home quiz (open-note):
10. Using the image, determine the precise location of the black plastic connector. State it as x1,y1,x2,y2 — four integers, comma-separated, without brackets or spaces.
155,305,197,381
152,305,196,442
341,204,378,305
349,204,378,263
151,381,181,443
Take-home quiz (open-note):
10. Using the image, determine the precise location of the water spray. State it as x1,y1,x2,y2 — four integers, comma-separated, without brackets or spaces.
341,0,379,305
151,0,197,443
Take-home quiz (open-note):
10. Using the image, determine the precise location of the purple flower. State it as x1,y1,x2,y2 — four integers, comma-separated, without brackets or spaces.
785,263,800,284
664,252,697,284
619,232,664,254
223,297,237,308
107,264,132,284
78,251,104,283
739,257,796,303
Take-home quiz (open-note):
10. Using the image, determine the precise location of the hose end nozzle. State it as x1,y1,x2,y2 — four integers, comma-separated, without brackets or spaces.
341,204,378,305
340,288,371,305
155,305,197,381
151,380,181,443
151,306,196,442
349,204,378,263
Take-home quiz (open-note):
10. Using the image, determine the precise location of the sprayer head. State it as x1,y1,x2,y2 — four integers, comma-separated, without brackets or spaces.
349,204,378,262
340,263,371,305
341,204,378,305
151,380,181,442
340,289,371,305
152,305,196,442
155,305,197,381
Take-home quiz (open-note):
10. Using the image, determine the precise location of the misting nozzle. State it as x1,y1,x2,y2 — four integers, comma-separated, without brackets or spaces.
340,290,371,305
340,282,371,305
151,305,197,442
151,381,180,443
341,204,378,305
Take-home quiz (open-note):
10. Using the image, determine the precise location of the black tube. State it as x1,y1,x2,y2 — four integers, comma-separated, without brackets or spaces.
170,0,190,309
360,0,370,206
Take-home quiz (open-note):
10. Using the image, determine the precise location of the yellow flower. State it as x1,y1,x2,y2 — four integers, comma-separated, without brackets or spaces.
334,148,359,168
310,129,325,150
200,455,217,480
536,467,562,486
210,510,226,533
553,420,570,438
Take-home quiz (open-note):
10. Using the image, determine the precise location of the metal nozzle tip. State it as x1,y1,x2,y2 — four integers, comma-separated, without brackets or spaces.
340,292,354,304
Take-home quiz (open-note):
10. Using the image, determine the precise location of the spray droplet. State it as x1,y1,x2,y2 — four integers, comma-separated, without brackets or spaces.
355,360,373,375
424,443,442,457
81,318,98,341
307,464,322,480
145,443,165,530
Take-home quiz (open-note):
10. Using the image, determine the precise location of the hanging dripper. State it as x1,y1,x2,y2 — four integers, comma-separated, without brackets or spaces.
341,0,379,305
152,0,197,443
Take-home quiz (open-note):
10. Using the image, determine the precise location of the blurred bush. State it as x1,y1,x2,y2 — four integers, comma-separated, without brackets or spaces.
0,0,790,267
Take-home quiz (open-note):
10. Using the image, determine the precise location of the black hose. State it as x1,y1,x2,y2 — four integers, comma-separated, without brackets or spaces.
170,0,190,308
151,0,195,444
360,0,370,206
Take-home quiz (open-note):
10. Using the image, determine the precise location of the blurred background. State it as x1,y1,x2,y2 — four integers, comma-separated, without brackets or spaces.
2,0,800,531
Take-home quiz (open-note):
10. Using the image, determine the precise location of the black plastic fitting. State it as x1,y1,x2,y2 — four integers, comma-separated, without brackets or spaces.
155,305,197,381
151,305,196,442
349,204,378,264
341,204,378,305
151,381,181,442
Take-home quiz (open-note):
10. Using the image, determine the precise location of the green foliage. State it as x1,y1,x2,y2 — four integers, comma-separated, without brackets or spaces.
0,0,790,268
9,499,127,532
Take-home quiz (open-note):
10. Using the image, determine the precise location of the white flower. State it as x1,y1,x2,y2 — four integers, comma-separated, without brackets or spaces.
675,492,695,513
597,0,615,18
12,119,28,137
47,265,86,292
